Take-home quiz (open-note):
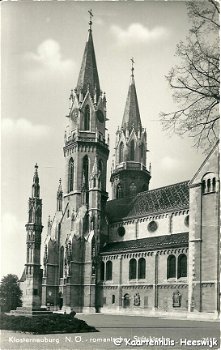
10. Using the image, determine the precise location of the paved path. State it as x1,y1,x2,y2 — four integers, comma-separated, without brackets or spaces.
1,314,220,350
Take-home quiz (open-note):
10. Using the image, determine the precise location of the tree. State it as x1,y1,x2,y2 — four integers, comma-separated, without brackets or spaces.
0,274,22,312
161,0,219,151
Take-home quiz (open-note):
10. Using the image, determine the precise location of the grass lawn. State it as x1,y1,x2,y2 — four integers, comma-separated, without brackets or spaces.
0,313,97,334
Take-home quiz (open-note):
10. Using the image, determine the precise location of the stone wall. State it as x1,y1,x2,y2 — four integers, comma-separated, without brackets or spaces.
188,143,219,314
109,210,189,243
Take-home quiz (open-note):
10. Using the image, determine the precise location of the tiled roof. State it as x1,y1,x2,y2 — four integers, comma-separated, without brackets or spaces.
106,196,134,223
106,181,189,223
128,181,189,217
101,232,189,254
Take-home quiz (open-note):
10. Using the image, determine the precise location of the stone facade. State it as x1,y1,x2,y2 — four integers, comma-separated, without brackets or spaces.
19,19,220,318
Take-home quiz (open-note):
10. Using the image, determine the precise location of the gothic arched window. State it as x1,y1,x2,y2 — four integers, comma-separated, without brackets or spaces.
167,255,176,279
178,254,187,278
98,159,103,172
138,258,146,279
106,261,112,281
68,158,74,192
91,236,96,259
119,142,124,163
91,236,96,276
84,212,89,232
82,156,89,190
116,184,123,199
130,140,135,161
100,261,105,281
84,105,90,130
98,159,103,188
129,258,137,280
130,182,137,196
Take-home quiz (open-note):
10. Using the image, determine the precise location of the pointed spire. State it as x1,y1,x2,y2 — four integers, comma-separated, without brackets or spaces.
121,59,142,133
76,11,100,101
57,179,63,211
149,162,152,174
32,163,40,198
57,178,63,195
47,215,52,236
69,89,74,110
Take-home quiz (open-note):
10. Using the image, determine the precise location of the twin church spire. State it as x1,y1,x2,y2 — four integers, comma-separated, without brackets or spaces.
45,10,150,210
73,10,143,142
27,11,150,211
75,10,100,102
111,56,151,199
67,10,150,201
121,58,142,134
63,10,109,210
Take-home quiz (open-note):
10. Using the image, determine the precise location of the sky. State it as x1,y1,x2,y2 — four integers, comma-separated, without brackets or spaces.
1,1,206,279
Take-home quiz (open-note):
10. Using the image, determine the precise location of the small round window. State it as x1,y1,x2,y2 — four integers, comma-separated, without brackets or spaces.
184,215,189,227
117,226,125,237
147,221,158,232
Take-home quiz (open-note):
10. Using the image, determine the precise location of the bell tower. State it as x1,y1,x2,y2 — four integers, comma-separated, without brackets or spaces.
110,59,151,199
60,10,109,312
63,10,109,213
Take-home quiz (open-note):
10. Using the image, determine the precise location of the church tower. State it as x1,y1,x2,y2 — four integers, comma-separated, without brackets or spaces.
63,11,109,213
110,60,151,199
58,11,109,312
20,164,43,311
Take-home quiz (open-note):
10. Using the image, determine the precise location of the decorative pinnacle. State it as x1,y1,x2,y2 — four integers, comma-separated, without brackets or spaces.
69,89,74,101
57,178,63,196
32,163,40,198
58,178,62,190
33,163,39,182
130,57,135,77
88,9,93,30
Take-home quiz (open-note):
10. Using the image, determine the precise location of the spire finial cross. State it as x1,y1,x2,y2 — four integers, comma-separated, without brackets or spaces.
130,57,135,77
88,9,93,30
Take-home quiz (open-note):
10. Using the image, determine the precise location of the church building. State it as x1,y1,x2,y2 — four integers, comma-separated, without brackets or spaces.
20,14,220,318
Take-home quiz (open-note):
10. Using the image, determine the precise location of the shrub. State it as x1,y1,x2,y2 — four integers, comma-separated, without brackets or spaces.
0,313,97,334
0,275,22,312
